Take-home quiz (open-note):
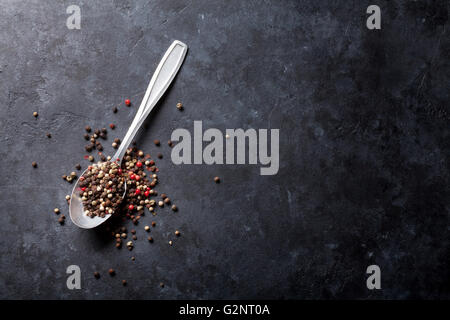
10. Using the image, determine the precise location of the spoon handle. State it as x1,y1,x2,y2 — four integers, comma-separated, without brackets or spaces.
113,40,188,162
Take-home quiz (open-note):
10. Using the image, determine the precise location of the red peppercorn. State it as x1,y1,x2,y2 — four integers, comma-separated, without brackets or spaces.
128,205,134,210
144,190,150,197
136,161,142,168
81,187,86,191
135,189,141,195
109,123,115,129
135,175,140,181
130,174,136,180
125,99,131,106
118,168,122,174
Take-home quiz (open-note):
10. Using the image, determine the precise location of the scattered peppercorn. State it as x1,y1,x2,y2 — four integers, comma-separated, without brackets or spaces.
176,102,183,110
33,111,38,117
85,126,91,133
125,99,131,106
148,236,153,242
144,225,150,232
46,133,51,138
154,140,160,146
160,282,164,288
171,205,178,211
54,208,60,214
75,164,81,170
109,123,115,129
157,153,163,159
58,215,65,224
169,240,173,246
151,221,156,227
126,241,133,250
94,272,100,279
32,161,37,168
113,107,118,113
214,176,220,183
168,140,173,147
175,230,180,236
108,268,115,276
122,280,127,286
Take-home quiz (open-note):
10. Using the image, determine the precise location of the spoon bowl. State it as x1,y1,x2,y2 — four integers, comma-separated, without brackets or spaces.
69,40,188,229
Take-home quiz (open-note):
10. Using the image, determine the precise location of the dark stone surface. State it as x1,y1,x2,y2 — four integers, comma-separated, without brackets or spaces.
0,0,448,299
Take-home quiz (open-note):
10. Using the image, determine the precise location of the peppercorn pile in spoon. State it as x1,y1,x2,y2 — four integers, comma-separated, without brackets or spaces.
79,161,125,218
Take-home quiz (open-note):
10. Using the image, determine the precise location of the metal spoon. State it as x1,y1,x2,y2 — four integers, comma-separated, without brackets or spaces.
69,40,188,229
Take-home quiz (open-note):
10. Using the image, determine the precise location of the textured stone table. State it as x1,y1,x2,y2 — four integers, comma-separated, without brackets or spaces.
0,0,448,299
